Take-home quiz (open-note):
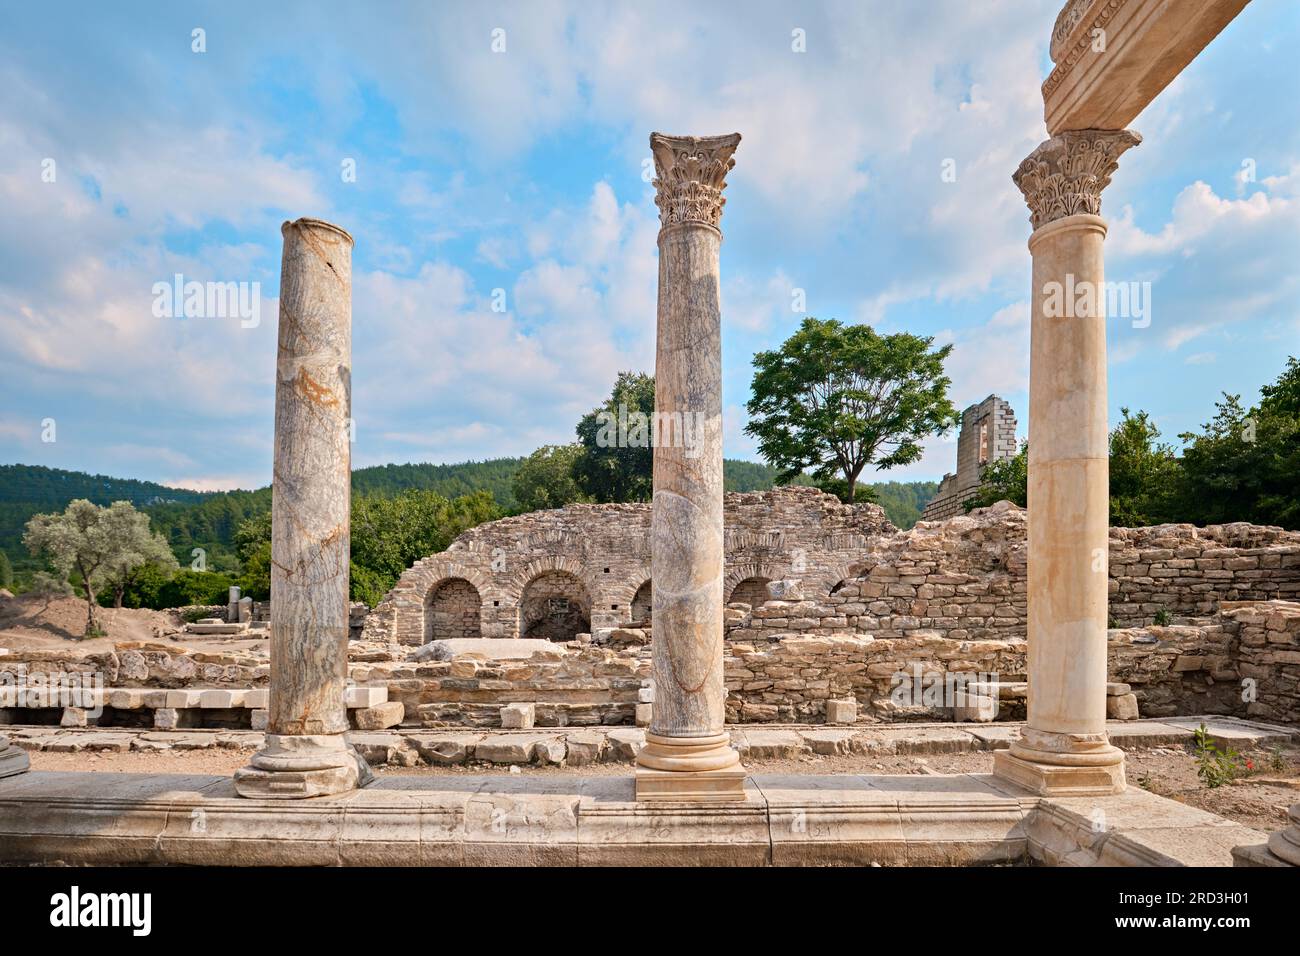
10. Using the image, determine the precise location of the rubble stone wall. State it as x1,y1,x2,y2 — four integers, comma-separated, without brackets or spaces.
368,486,897,645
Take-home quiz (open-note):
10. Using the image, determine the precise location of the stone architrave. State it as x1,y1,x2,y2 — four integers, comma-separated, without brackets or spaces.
634,132,747,802
235,218,368,799
0,734,28,779
993,129,1139,797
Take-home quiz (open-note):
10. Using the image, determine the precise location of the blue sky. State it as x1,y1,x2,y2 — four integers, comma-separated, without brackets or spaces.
1,1,1297,491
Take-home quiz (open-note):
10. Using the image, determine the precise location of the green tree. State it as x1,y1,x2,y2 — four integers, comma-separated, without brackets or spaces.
964,442,1029,511
0,549,11,589
349,489,500,606
513,444,589,512
23,499,169,636
1108,408,1181,526
1176,358,1300,529
101,513,179,608
158,569,237,607
746,318,960,503
233,512,273,600
573,371,656,503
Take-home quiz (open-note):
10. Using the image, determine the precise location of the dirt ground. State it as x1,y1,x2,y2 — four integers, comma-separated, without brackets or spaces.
0,593,268,654
28,742,1300,832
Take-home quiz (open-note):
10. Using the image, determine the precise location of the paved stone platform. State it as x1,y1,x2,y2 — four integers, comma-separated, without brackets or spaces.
0,768,1267,867
6,716,1292,767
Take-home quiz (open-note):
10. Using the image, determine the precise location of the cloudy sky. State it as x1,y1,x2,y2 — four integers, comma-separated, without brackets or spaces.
1,1,1297,491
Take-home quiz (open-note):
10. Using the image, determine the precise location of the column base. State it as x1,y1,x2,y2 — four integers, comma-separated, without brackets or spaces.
0,741,29,779
1265,808,1300,866
234,733,372,799
994,728,1126,796
634,731,746,802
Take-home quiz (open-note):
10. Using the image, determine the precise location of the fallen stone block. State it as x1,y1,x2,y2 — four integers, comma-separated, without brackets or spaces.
352,700,404,730
564,731,606,766
606,728,645,761
1106,693,1140,720
407,733,480,765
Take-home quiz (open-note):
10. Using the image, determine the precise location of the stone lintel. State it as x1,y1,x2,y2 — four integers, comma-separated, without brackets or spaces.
1043,0,1250,134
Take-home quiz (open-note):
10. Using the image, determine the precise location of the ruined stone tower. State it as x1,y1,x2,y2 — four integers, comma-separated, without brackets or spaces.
920,395,1019,521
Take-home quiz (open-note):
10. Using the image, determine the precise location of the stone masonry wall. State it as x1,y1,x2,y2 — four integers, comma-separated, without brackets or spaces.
921,395,1019,520
369,486,897,645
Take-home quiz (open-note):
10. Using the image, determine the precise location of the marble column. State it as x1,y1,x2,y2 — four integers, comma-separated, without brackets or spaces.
634,132,746,802
1265,809,1300,865
994,129,1140,797
0,734,29,779
235,218,368,799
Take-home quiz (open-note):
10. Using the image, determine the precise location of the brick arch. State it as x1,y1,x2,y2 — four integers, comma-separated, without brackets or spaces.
811,558,860,598
504,555,604,606
723,562,784,605
603,562,653,610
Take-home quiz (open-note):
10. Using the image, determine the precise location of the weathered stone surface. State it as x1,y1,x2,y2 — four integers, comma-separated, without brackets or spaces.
352,700,404,730
500,702,536,729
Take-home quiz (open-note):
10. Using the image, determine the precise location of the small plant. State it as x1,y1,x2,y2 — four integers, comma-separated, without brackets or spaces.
1268,746,1287,773
1193,723,1244,789
1152,608,1171,626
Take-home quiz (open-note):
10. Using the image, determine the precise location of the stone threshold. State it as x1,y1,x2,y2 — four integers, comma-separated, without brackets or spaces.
5,716,1293,767
0,769,1268,867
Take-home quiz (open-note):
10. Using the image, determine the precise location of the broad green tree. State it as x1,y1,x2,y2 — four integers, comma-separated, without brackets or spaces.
0,549,11,589
1108,408,1180,526
1176,357,1300,529
573,371,656,503
746,318,959,503
513,444,589,512
102,511,178,608
23,499,167,635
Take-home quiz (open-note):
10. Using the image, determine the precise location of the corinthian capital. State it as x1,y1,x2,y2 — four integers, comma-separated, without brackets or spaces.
1013,128,1141,231
650,132,741,230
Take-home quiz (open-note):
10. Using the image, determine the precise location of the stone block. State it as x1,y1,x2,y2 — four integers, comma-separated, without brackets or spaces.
634,703,653,727
500,702,535,729
1106,693,1140,721
824,699,857,725
60,707,89,728
353,700,405,730
250,709,268,731
345,686,389,708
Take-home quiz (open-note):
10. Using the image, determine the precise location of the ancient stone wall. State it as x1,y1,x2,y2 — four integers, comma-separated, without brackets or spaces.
920,395,1019,520
368,486,897,645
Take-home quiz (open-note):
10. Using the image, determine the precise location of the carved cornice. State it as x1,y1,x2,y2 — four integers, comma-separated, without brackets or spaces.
650,132,741,230
1012,128,1141,231
1044,0,1128,94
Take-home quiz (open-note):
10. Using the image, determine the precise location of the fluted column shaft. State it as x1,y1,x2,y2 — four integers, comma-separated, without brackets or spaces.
994,129,1139,797
236,217,363,799
635,133,745,800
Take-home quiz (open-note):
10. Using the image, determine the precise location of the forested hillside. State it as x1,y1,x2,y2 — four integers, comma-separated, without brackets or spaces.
0,460,940,578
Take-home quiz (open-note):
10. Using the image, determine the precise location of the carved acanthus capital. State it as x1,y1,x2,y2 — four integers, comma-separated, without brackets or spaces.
650,132,741,230
1013,128,1140,231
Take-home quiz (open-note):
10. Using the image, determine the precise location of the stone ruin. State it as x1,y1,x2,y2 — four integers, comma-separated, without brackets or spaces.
920,394,1019,521
365,485,895,645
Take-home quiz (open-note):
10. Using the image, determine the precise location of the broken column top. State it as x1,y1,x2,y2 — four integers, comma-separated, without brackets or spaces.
281,217,354,245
